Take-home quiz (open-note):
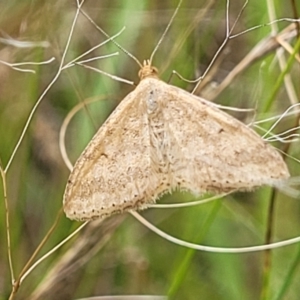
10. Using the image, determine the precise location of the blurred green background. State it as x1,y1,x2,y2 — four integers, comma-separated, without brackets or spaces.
0,0,299,299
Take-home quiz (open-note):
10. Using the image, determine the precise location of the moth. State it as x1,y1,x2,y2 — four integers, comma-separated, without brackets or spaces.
63,60,289,221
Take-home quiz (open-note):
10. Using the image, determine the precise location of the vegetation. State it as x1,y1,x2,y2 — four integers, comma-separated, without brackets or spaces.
0,0,299,299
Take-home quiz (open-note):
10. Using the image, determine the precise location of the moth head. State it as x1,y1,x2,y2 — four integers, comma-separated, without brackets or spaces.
138,59,159,80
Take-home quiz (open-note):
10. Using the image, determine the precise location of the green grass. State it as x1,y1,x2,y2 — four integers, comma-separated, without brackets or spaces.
0,0,299,299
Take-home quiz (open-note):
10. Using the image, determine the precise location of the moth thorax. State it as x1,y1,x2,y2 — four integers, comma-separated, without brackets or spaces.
146,90,158,114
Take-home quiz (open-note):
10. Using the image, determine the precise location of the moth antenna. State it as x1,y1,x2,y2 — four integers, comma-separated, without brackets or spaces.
80,8,143,69
149,0,183,65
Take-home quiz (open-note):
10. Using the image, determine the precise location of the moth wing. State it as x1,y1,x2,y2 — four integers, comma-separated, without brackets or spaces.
154,79,289,193
63,84,164,221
